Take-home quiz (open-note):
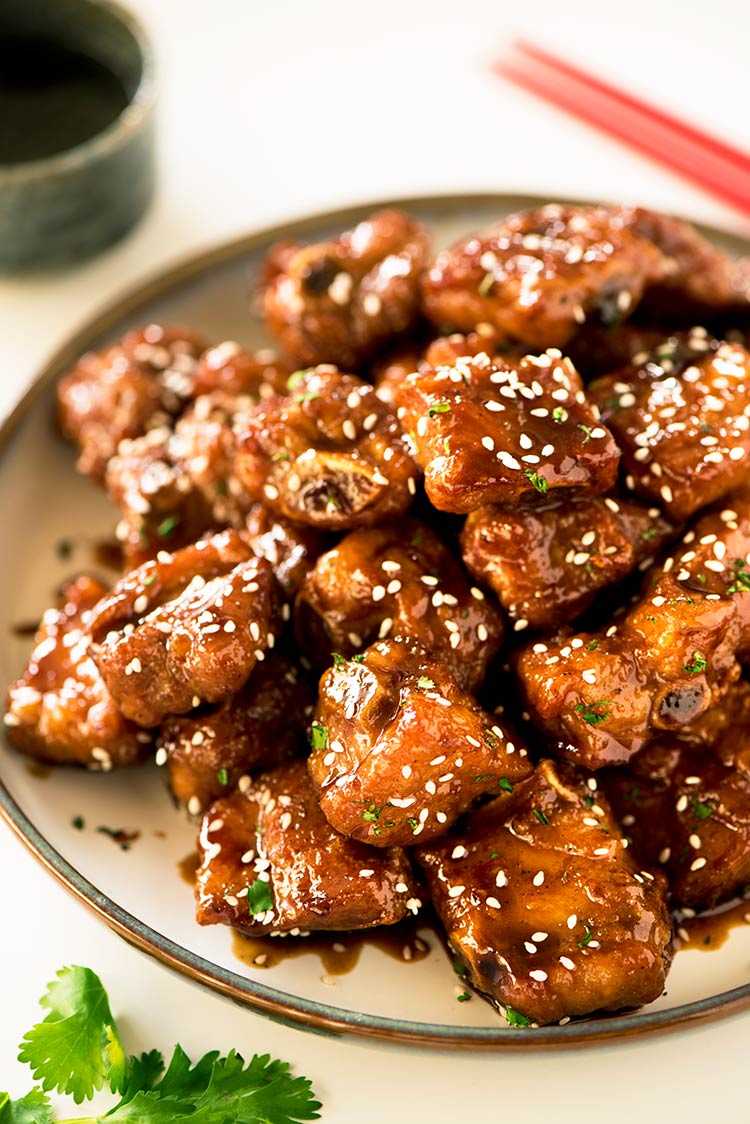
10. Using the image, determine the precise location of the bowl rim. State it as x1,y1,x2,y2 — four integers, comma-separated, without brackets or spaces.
1,190,748,1050
0,0,156,184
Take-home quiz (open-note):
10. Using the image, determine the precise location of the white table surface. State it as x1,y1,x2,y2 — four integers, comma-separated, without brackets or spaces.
1,0,748,1117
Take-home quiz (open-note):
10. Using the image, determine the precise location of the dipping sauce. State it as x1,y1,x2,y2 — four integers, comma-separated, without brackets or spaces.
231,920,432,977
0,35,129,164
674,898,750,952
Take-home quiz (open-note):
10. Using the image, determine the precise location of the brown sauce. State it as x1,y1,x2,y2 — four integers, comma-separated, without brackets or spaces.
231,918,432,977
92,539,123,571
25,761,51,779
178,850,201,885
674,898,750,952
11,620,40,637
96,825,140,850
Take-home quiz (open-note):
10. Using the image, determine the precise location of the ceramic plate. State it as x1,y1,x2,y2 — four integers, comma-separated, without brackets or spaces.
1,194,748,1049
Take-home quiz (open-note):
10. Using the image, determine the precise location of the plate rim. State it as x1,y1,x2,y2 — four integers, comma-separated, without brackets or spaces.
1,189,749,1050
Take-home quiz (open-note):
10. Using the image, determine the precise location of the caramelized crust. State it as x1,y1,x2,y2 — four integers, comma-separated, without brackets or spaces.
262,209,429,369
421,204,665,349
235,366,418,530
461,494,675,631
195,759,421,935
88,531,279,726
189,341,292,399
4,576,149,769
309,639,532,846
159,652,313,814
589,332,750,521
416,760,672,1026
242,504,326,596
603,737,750,910
58,324,206,479
295,518,504,692
396,350,619,513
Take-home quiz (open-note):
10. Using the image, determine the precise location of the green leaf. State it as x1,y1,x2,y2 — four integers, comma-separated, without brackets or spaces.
691,796,713,821
216,769,230,787
552,406,567,423
504,1007,532,1028
428,402,451,417
307,723,327,751
18,966,126,1104
532,808,550,825
157,514,180,539
497,777,513,792
0,1089,53,1124
523,469,548,495
574,701,612,726
416,676,435,690
682,651,707,674
115,1050,165,1104
247,880,274,916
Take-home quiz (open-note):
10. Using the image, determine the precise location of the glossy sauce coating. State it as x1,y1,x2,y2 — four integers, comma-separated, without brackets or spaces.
416,760,672,1026
195,759,421,936
396,350,619,513
88,531,279,726
295,518,504,692
310,638,533,847
4,576,149,769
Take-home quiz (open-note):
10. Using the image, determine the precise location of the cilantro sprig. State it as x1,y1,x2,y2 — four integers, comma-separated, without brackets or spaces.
1,966,320,1123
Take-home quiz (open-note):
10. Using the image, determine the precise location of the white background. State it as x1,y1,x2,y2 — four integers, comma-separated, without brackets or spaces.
1,0,748,1118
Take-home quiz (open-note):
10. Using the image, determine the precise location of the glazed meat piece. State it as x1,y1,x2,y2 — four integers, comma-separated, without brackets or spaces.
106,426,215,567
461,494,675,631
603,737,750,910
158,653,313,814
371,345,423,407
516,508,749,767
88,531,279,726
58,324,206,479
4,576,149,769
242,503,326,595
589,331,749,522
395,350,619,513
679,678,750,763
421,204,665,350
566,322,666,382
262,209,429,369
189,341,291,400
195,759,421,935
295,518,504,691
416,760,672,1025
309,639,533,847
234,365,419,530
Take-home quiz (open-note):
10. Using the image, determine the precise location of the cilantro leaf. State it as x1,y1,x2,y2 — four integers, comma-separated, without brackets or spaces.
523,469,548,495
504,1006,532,1028
17,966,126,1104
416,676,435,690
0,1089,53,1124
682,651,707,674
428,402,451,418
247,880,274,916
575,700,612,726
307,723,327,750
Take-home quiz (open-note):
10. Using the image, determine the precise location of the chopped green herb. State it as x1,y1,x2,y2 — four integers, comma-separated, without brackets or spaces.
490,850,499,859
574,700,612,725
55,539,73,561
417,676,435,690
504,1006,532,1028
727,560,750,595
143,574,157,587
577,924,594,948
691,796,713,821
682,652,707,674
428,401,451,417
407,817,419,832
271,450,291,461
587,638,600,650
332,652,348,667
478,272,495,296
216,768,229,787
456,991,471,1003
552,406,567,423
308,722,328,750
287,369,310,390
523,469,548,494
156,514,180,538
295,391,320,404
247,878,274,916
452,958,467,979
577,424,594,444
71,816,85,831
361,802,391,824
410,529,423,547
473,774,494,783
483,729,499,749
498,777,513,793
640,527,658,542
351,653,366,663
533,808,550,825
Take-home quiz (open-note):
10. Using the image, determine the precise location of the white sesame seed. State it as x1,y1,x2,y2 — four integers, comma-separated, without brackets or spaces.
559,956,576,971
496,870,508,888
532,870,545,887
529,969,548,982
448,885,465,898
452,845,468,859
690,856,707,872
486,896,501,909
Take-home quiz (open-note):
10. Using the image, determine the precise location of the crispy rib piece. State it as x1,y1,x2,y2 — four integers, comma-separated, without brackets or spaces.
235,365,419,530
309,639,532,847
262,209,429,369
195,760,421,936
242,503,326,596
516,503,750,768
4,576,149,769
461,494,675,631
420,204,665,349
395,350,619,513
158,652,313,814
416,760,672,1026
58,324,206,479
589,331,749,522
88,531,279,726
295,518,504,692
603,735,750,910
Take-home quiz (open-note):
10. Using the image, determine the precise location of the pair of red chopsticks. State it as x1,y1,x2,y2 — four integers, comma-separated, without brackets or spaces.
494,40,750,217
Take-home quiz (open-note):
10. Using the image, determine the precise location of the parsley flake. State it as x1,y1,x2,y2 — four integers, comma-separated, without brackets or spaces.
428,401,451,417
308,723,328,750
552,406,567,423
216,768,229,787
504,1006,532,1028
574,700,612,725
577,423,594,444
498,777,513,792
247,878,274,916
691,796,713,820
532,808,550,825
682,652,707,674
523,469,549,494
156,514,180,538
417,676,435,690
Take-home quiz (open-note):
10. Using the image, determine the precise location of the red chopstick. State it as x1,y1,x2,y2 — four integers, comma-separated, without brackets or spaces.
493,41,750,216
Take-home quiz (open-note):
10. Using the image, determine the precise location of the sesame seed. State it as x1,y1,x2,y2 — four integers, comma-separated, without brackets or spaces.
690,856,707,872
513,618,529,631
496,870,508,888
448,885,465,898
676,795,689,812
264,483,279,500
452,845,468,859
532,871,545,887
187,796,202,816
689,834,702,849
402,765,412,779
529,969,548,982
486,896,501,909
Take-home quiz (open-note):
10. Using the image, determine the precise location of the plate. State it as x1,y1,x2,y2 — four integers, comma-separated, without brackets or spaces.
1,193,748,1049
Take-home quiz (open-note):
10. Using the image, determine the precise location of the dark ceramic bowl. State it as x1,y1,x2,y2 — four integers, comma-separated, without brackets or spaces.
0,0,156,272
